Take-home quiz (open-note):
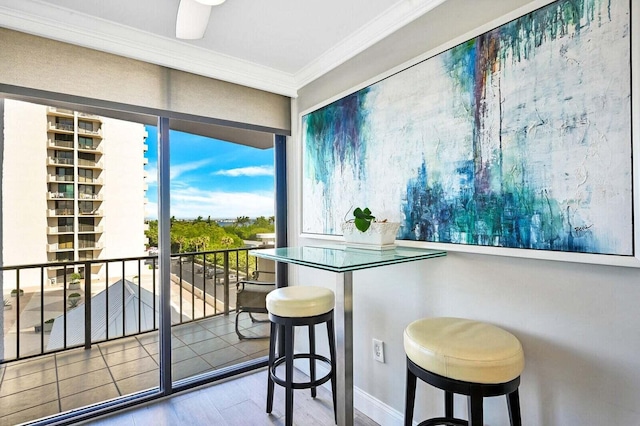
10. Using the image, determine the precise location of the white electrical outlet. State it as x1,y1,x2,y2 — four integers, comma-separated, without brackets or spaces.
372,339,385,363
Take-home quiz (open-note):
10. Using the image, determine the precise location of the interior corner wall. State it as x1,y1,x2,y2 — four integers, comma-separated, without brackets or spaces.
291,0,640,425
0,28,290,133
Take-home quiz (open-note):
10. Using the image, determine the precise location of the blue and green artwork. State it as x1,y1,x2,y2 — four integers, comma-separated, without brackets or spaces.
302,0,632,256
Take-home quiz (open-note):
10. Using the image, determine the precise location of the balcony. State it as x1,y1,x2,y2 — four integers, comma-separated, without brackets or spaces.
47,106,74,116
79,193,103,201
47,209,74,217
0,250,270,425
47,225,74,234
78,142,104,153
47,174,74,183
77,159,104,169
78,225,103,233
48,191,74,200
47,157,74,166
77,127,103,138
47,243,74,251
77,112,101,120
47,139,74,150
78,176,104,185
78,209,103,217
77,241,104,250
48,122,74,133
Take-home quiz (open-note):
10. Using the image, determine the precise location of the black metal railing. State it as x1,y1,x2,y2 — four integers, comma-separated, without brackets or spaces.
1,248,259,364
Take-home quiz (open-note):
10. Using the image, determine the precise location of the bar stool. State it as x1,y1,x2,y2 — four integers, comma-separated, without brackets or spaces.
266,286,337,426
404,317,525,426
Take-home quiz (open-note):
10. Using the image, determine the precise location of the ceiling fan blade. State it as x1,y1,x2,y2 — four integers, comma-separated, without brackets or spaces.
176,0,212,40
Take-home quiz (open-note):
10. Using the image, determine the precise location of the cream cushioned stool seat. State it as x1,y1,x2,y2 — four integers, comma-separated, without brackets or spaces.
265,286,337,426
266,285,335,318
403,317,525,426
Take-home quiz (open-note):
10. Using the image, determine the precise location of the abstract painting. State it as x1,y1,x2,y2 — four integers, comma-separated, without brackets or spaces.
302,0,632,256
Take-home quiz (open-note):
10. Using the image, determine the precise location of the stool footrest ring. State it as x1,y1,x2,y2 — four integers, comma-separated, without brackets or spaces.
270,353,333,390
417,417,468,426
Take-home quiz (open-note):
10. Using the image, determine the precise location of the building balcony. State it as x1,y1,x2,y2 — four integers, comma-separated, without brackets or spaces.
77,159,104,169
47,174,74,183
48,122,74,133
78,225,103,233
77,241,104,250
78,143,104,154
47,208,74,217
47,106,74,116
48,191,74,200
47,157,74,166
47,225,74,234
77,127,103,138
47,243,74,251
47,138,74,150
143,143,149,152
77,112,101,121
78,209,103,217
79,193,103,201
77,176,104,185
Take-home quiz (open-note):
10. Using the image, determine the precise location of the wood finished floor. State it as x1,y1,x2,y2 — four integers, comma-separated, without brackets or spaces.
84,368,379,426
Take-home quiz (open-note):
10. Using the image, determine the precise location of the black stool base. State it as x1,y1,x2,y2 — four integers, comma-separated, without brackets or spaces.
266,310,337,426
405,357,522,426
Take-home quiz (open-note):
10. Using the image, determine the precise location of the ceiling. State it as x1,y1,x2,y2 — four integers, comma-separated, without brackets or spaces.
0,0,449,97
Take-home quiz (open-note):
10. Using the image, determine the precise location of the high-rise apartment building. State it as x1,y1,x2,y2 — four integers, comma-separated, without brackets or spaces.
1,99,148,284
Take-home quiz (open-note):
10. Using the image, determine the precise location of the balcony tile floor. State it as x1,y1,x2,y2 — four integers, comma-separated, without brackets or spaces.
0,313,270,426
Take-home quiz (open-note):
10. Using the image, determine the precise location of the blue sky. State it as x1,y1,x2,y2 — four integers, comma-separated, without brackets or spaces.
144,125,274,220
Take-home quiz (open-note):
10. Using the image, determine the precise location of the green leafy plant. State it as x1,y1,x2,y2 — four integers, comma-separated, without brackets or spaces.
353,207,375,232
70,273,82,283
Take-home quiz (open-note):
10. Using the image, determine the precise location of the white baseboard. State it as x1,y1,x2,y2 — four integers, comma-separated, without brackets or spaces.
354,386,404,426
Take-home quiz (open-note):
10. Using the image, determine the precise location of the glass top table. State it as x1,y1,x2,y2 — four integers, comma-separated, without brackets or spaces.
249,245,447,273
250,245,447,426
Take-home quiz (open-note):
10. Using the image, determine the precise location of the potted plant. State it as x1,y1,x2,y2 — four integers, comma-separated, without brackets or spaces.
342,207,400,248
35,318,55,333
68,292,82,307
68,273,82,290
10,288,24,297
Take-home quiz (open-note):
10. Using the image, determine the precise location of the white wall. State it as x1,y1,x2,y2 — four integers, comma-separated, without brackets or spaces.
290,0,640,424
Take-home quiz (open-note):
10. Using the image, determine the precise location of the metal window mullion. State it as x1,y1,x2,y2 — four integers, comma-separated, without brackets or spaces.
157,116,172,395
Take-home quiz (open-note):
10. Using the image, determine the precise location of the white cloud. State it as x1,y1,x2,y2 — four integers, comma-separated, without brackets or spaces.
145,186,273,220
214,165,274,177
171,159,213,180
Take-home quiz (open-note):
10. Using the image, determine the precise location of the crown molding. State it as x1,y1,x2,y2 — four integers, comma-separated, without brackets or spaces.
0,0,447,98
0,0,298,97
293,0,448,88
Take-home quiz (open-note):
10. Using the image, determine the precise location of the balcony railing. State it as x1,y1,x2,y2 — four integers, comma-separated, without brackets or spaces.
48,139,74,149
1,249,259,363
48,157,74,166
79,193,103,200
77,159,104,168
47,225,74,234
78,225,103,233
47,174,74,183
50,123,74,132
79,209,103,216
47,243,74,251
47,208,74,216
77,127,102,137
48,191,74,199
77,240,103,249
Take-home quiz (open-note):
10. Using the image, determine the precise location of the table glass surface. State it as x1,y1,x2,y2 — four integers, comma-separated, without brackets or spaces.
250,245,446,273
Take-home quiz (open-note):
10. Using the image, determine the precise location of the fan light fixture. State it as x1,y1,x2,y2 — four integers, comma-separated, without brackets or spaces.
194,0,226,5
176,0,226,40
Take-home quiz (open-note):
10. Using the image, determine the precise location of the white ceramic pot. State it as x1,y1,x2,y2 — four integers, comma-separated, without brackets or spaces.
341,221,400,247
